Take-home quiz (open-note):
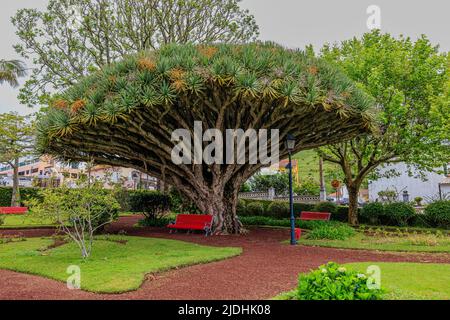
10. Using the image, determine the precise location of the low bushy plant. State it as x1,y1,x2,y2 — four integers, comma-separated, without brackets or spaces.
384,202,415,227
314,201,338,215
236,199,247,216
361,202,385,224
0,187,42,206
424,200,450,228
129,190,170,219
267,201,289,219
296,262,384,300
334,206,350,222
245,201,265,216
169,189,201,214
306,222,356,240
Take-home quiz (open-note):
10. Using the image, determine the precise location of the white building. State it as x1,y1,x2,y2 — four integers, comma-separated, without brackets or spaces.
368,163,450,203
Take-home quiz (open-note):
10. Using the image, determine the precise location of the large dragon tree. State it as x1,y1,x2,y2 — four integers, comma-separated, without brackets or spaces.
36,42,374,234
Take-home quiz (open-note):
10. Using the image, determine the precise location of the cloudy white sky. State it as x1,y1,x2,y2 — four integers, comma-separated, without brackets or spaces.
1,0,449,115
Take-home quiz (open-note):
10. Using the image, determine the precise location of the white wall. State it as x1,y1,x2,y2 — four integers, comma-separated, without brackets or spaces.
368,163,448,203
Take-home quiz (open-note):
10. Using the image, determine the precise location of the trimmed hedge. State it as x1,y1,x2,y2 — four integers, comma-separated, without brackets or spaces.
424,200,450,228
383,202,415,227
239,198,349,222
313,201,338,215
360,202,384,225
267,201,290,219
0,187,42,206
239,215,353,232
128,190,170,218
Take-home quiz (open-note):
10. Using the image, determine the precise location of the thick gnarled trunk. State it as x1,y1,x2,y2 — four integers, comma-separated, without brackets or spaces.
206,192,242,235
175,177,244,235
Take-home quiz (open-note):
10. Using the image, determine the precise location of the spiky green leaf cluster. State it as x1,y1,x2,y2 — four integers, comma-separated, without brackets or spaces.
37,42,375,153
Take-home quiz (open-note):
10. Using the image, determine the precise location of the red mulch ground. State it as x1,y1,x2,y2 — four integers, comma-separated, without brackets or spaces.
1,215,449,300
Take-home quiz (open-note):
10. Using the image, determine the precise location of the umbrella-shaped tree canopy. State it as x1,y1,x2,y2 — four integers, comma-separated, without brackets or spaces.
37,42,375,234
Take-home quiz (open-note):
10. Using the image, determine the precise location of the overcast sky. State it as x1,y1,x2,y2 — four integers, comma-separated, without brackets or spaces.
1,0,449,115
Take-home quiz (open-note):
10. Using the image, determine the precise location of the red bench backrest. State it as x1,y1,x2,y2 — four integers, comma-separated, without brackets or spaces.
175,214,212,225
0,207,28,215
299,211,331,221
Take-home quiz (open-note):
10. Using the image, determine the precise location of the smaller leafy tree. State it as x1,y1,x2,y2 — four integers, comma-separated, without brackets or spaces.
28,182,120,259
319,31,449,225
0,112,34,206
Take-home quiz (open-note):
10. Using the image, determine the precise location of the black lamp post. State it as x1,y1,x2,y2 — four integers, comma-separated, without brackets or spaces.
286,134,297,245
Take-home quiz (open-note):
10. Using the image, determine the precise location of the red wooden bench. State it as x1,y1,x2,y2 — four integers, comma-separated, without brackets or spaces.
167,214,213,236
298,211,331,221
0,207,28,215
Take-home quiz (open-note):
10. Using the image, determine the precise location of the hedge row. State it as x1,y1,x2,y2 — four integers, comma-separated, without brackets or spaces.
361,200,450,229
0,187,42,206
237,198,351,222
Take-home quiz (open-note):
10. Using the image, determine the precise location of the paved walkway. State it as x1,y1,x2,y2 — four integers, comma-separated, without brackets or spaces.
1,215,449,300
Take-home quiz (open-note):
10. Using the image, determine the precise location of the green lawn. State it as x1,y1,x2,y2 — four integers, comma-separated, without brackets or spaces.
346,262,450,300
274,262,450,300
0,236,241,293
0,213,56,229
298,232,450,253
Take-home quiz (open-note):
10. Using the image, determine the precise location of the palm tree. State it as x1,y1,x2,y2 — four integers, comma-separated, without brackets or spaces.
0,59,27,87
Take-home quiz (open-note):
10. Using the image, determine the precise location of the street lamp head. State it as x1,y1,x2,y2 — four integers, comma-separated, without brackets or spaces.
286,134,295,152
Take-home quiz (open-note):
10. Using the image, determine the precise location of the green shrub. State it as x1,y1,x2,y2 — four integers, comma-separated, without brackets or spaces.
334,206,349,222
240,216,290,227
424,200,450,228
267,201,290,219
239,216,346,232
113,188,132,211
245,201,265,216
306,222,356,240
169,189,201,214
0,215,4,226
236,199,247,216
0,187,42,206
361,202,385,224
293,202,316,213
296,262,384,300
129,190,170,219
384,202,415,227
313,201,338,215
